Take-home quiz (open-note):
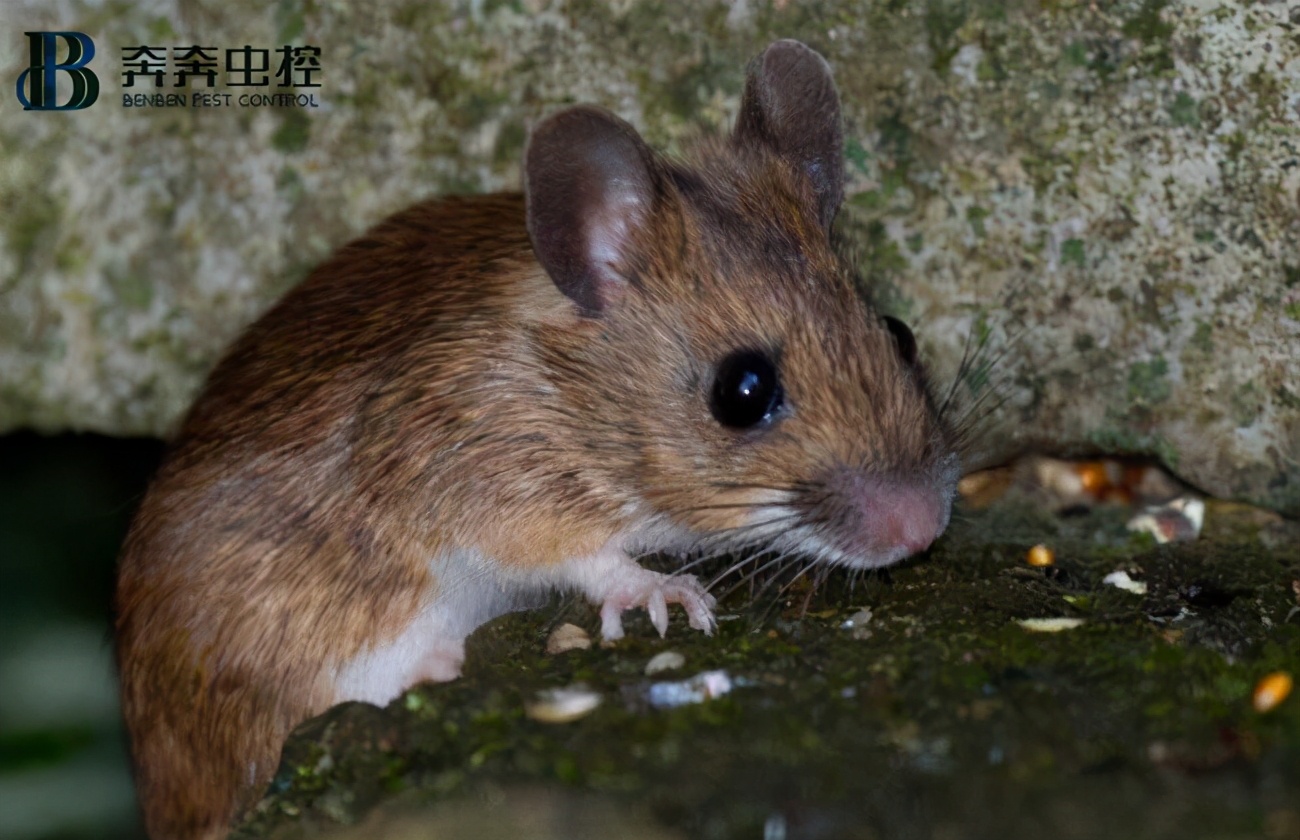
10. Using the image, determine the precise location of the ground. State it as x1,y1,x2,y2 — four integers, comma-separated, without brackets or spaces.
234,497,1300,840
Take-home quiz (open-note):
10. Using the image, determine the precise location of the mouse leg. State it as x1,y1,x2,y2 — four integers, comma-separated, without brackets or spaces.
566,546,717,640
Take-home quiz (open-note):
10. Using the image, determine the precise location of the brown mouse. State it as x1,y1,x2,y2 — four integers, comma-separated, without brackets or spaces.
114,39,958,840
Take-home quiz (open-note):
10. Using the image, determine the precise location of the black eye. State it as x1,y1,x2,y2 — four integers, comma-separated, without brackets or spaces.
710,350,783,429
883,316,918,366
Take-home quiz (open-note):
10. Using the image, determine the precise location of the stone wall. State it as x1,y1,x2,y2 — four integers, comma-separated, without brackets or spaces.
1,0,1296,514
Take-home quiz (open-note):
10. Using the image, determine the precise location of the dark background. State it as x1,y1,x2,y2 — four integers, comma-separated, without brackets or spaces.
0,433,163,840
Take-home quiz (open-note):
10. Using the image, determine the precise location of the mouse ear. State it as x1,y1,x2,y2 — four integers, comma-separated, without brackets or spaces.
525,105,659,317
734,40,844,231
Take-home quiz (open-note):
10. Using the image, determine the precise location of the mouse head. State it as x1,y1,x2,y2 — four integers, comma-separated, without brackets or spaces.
525,40,958,569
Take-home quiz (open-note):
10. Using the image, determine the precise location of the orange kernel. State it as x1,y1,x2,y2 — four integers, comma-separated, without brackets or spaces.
1076,462,1110,495
1026,544,1055,567
1253,672,1293,713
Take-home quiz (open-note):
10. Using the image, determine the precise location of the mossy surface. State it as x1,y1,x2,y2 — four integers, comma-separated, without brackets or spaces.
235,500,1300,839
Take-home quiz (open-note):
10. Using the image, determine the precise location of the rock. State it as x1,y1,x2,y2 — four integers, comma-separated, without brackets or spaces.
232,500,1300,839
2,1,1296,514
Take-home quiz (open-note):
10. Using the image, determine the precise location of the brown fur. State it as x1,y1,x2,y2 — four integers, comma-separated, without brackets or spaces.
115,42,955,839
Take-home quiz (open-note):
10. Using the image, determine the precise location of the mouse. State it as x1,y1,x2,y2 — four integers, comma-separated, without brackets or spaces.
114,39,959,840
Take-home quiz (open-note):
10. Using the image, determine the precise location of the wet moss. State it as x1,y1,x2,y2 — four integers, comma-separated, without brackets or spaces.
237,501,1300,840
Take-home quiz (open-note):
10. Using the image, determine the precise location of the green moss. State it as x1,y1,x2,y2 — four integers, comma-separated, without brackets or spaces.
876,111,914,169
1189,320,1213,354
844,137,872,175
1127,355,1171,405
1087,423,1180,468
855,220,911,320
966,205,990,237
493,119,527,165
1229,381,1263,427
1167,92,1199,127
924,0,971,74
145,14,177,42
107,271,154,311
1061,40,1088,68
1121,0,1174,73
237,500,1300,840
9,193,63,277
1061,238,1085,267
275,0,307,43
271,109,312,153
1246,69,1284,118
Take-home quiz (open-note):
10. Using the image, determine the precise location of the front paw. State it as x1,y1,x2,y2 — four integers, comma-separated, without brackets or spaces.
598,571,717,641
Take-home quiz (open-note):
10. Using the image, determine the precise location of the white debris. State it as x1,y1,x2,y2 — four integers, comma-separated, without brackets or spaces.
1127,496,1205,543
645,670,734,709
1017,617,1085,632
840,608,873,629
545,623,591,655
840,608,875,640
524,685,602,723
644,651,686,675
1103,570,1148,595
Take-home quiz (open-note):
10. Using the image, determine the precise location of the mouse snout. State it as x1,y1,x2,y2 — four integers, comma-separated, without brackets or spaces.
865,483,945,555
827,472,953,567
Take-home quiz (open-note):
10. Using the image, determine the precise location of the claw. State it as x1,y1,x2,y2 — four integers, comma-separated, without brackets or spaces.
686,598,716,635
648,588,669,636
601,601,626,641
586,558,717,642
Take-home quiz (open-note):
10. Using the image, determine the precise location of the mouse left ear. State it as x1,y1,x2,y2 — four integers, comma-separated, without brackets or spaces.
734,40,844,231
525,105,660,317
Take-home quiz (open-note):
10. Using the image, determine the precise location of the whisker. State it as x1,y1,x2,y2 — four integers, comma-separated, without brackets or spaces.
713,548,800,600
749,555,814,624
939,315,983,419
703,548,775,591
683,512,806,553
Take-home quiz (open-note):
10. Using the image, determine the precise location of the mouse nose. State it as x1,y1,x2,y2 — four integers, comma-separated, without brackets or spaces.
873,491,946,556
825,468,955,567
858,481,948,560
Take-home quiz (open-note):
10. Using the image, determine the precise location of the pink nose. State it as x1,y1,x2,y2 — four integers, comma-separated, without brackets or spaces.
864,483,945,557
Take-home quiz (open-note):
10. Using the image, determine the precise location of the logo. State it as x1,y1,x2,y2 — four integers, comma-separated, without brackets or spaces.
16,31,100,110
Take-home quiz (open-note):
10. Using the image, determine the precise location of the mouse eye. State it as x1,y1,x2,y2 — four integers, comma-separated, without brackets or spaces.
883,316,918,366
710,349,783,429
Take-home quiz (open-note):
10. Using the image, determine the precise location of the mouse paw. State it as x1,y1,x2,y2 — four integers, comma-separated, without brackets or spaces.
596,569,717,641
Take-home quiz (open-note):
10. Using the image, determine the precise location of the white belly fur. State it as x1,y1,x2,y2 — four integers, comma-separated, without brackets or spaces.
331,548,548,707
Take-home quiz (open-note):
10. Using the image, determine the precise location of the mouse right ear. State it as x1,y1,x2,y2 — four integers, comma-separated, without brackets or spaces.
525,106,660,317
734,40,844,231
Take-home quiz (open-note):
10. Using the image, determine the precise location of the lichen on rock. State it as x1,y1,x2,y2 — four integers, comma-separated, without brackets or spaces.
1,0,1296,513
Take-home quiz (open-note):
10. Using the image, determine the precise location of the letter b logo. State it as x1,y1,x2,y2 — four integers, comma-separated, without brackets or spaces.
16,32,100,110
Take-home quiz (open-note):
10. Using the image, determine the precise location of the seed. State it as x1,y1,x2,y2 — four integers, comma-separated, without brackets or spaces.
525,685,602,723
545,623,591,654
1075,461,1110,495
645,651,686,675
1253,672,1293,713
1016,617,1084,632
1026,544,1055,567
